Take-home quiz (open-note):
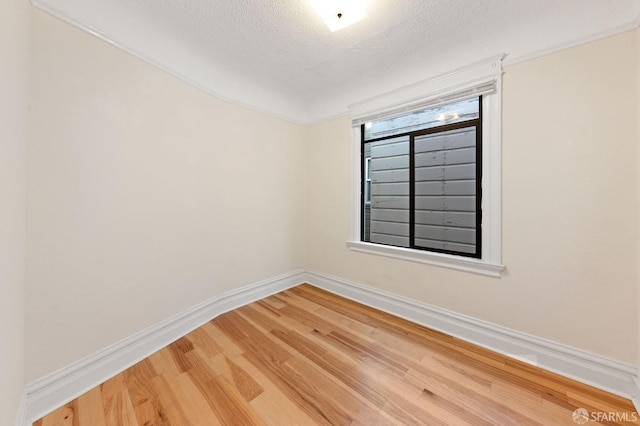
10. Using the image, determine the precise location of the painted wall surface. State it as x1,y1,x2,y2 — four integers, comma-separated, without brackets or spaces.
25,10,308,381
637,28,640,370
307,31,639,364
0,0,30,421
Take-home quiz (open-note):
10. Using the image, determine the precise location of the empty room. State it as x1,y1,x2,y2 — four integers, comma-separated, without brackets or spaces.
2,0,640,424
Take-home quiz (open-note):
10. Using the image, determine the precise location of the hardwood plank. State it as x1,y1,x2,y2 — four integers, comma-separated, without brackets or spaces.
184,326,224,358
167,372,222,426
256,295,285,310
39,402,75,426
122,359,167,426
235,355,321,425
166,337,195,373
236,304,291,334
298,285,639,423
101,374,139,425
216,321,351,424
102,389,138,426
273,328,388,407
206,353,264,402
150,373,200,425
200,319,245,358
359,358,474,426
34,284,639,426
406,367,542,425
285,356,399,425
201,320,243,358
148,349,183,378
250,300,316,334
186,368,266,425
74,387,107,426
316,305,427,360
313,322,527,425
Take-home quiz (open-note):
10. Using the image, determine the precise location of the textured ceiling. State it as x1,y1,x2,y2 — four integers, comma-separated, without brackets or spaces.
33,0,640,124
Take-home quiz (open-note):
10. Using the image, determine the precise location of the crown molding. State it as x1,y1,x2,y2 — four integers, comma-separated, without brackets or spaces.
29,0,640,128
503,17,640,68
30,0,310,126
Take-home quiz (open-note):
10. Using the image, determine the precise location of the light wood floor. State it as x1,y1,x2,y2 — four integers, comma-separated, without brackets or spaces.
35,284,638,426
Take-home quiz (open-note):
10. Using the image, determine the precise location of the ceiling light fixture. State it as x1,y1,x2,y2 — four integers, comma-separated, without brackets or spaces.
311,0,368,32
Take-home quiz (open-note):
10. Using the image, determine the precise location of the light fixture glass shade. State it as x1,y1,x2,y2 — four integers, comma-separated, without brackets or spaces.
311,0,368,32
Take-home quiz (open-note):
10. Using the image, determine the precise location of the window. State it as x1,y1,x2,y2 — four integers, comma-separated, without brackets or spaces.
347,56,504,277
364,157,372,204
361,97,482,258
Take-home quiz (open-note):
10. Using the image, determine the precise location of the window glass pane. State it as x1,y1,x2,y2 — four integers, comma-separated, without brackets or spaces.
414,127,477,255
364,136,410,247
361,96,481,258
364,98,479,141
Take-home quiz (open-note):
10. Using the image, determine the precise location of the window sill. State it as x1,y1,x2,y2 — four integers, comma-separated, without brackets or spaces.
346,241,504,277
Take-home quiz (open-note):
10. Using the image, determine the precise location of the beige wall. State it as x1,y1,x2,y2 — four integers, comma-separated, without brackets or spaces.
18,6,640,392
0,0,30,422
637,28,640,369
308,31,639,364
25,10,308,381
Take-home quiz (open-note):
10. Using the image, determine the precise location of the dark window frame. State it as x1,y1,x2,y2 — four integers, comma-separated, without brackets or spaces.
360,97,483,259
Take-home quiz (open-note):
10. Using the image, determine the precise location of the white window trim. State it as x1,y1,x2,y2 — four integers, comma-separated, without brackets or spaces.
347,55,505,277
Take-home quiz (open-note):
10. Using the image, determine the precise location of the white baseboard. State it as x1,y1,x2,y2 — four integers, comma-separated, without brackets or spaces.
21,268,639,424
633,376,640,414
22,269,306,425
304,270,640,408
14,390,28,426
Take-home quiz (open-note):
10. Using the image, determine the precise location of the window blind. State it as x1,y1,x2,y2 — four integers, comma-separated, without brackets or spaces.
351,80,495,127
